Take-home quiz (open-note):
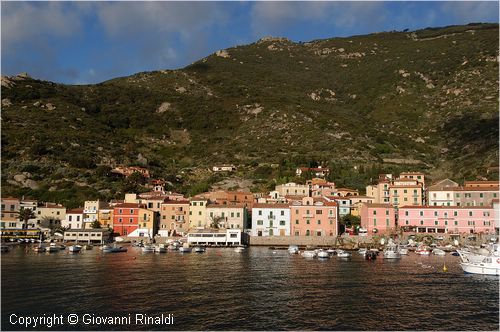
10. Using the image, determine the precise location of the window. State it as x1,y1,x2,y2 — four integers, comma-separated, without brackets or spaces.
130,209,133,214
189,211,192,216
200,202,204,206
434,211,438,217
281,211,285,216
316,210,322,214
231,212,234,218
386,210,389,215
258,210,262,216
454,221,458,226
420,211,423,216
119,218,122,223
237,212,240,217
405,211,409,216
56,211,60,215
257,220,263,225
295,231,300,236
317,220,321,225
373,219,377,226
373,210,377,215
280,220,285,226
479,193,483,198
119,209,123,214
404,189,407,194
69,216,73,221
129,218,133,223
483,212,490,217
386,219,389,226
295,209,299,214
295,220,299,224
445,221,448,226
435,221,438,225
198,211,202,216
210,212,213,217
192,202,197,206
306,230,310,236
468,211,473,217
405,220,409,225
306,220,310,224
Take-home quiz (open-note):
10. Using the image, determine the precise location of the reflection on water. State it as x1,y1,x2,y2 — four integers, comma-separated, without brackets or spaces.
1,246,498,330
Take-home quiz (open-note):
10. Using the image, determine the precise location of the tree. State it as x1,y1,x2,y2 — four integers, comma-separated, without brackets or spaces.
19,207,35,230
210,215,224,230
340,214,361,228
90,220,101,229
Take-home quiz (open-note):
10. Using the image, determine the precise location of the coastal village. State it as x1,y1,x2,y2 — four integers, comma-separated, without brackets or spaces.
1,167,499,247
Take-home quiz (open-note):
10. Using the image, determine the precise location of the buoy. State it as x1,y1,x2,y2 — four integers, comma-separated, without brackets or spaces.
443,263,448,272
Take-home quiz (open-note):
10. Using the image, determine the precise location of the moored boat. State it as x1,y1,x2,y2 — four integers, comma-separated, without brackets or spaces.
432,248,446,256
365,250,377,260
194,246,206,253
234,246,246,253
317,250,330,259
358,248,367,255
384,245,401,259
155,244,167,253
101,244,128,253
301,250,317,258
68,245,82,253
142,245,155,253
415,245,430,255
460,255,500,275
337,250,351,258
288,245,299,254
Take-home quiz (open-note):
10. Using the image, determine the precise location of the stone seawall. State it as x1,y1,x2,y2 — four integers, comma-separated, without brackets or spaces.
249,235,375,247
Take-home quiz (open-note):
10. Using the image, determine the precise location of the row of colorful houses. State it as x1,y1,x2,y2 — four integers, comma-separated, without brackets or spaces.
2,176,499,239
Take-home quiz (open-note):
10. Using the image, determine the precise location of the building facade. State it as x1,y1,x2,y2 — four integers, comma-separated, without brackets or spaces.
360,203,396,235
290,197,338,237
112,203,142,236
251,204,291,237
159,200,190,236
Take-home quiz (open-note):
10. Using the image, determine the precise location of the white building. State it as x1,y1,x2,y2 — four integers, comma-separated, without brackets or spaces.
251,204,291,236
187,229,242,245
63,209,84,229
427,179,459,206
83,200,105,228
63,229,110,244
206,204,247,230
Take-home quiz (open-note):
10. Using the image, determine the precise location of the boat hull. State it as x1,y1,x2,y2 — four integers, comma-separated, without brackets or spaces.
460,262,500,275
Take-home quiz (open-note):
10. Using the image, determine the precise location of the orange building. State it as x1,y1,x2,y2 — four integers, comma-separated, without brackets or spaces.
290,197,338,236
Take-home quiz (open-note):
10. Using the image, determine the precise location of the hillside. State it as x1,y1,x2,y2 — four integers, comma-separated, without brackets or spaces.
1,23,499,207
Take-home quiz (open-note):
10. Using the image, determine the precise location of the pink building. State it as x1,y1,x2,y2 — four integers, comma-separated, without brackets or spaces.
290,197,338,236
360,203,396,235
398,206,495,235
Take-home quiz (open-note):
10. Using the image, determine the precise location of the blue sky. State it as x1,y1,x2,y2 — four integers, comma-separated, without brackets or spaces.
1,1,498,84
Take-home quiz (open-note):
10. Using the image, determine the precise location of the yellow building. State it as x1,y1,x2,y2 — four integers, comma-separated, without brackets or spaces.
137,208,157,236
36,203,66,229
189,198,208,230
98,209,114,229
389,179,423,207
366,180,390,204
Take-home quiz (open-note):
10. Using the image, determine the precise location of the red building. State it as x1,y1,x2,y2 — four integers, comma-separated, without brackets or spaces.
112,203,143,236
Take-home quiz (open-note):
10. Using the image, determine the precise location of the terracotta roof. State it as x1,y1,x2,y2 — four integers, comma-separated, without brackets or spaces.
206,203,246,209
399,172,425,175
453,186,499,192
113,203,143,208
389,185,422,188
162,200,190,205
253,203,290,209
400,205,493,210
363,203,395,208
67,208,84,214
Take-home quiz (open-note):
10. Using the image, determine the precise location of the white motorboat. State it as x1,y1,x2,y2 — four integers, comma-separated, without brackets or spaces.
194,246,206,253
358,248,367,255
460,256,500,275
68,245,82,253
179,247,192,253
398,247,409,255
101,245,128,253
337,250,351,258
317,250,330,259
142,245,155,253
234,246,246,253
384,245,401,259
301,250,317,258
326,248,336,255
432,248,446,256
154,244,167,253
288,245,299,254
47,243,60,253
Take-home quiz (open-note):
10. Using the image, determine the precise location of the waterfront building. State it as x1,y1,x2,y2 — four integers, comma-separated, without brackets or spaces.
360,203,396,235
275,182,309,197
290,197,338,236
63,228,110,244
453,185,498,207
189,198,208,230
159,200,190,236
83,200,106,229
98,209,114,229
19,199,38,228
112,203,142,236
187,228,243,245
464,180,499,188
398,172,426,187
63,208,84,229
206,203,247,230
309,179,337,197
197,190,254,208
327,197,350,217
389,178,423,207
366,180,391,204
1,197,20,229
398,205,495,235
335,188,359,197
427,179,459,206
251,203,291,236
349,196,375,216
36,203,66,229
493,199,499,235
128,208,157,238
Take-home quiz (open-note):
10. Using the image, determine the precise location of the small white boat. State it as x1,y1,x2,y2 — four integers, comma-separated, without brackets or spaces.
154,244,167,253
301,250,317,258
142,245,155,253
337,250,351,258
432,248,446,256
194,247,206,253
317,250,330,259
102,245,128,253
358,248,367,255
47,243,60,253
68,245,82,253
288,245,299,254
234,246,246,253
326,248,336,255
398,247,409,255
179,247,192,253
415,246,430,255
460,255,500,275
384,245,401,259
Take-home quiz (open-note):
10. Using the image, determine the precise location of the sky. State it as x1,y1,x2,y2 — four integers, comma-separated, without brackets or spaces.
1,1,498,85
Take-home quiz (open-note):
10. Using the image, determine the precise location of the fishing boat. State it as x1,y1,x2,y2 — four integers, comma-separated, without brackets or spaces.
383,244,401,259
301,250,317,258
317,250,330,259
194,246,206,253
142,245,155,253
288,245,299,254
68,245,82,253
234,246,246,253
337,250,351,258
460,255,500,275
432,248,446,256
415,245,430,255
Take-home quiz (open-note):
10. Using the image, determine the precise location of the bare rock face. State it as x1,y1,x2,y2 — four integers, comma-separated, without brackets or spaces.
25,179,39,190
45,103,56,111
1,76,14,88
156,102,171,113
137,153,148,166
2,98,12,107
215,50,230,58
